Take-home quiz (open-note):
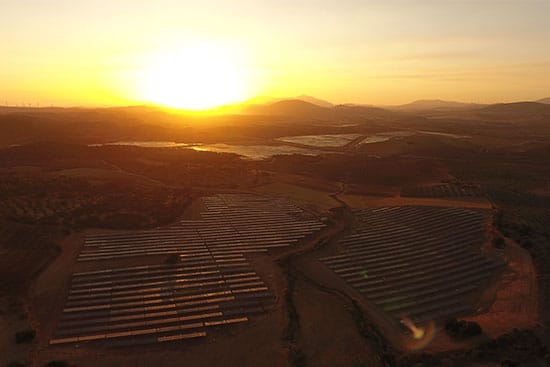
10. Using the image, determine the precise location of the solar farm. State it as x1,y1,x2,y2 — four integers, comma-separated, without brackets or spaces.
400,184,484,198
49,194,325,346
321,206,502,325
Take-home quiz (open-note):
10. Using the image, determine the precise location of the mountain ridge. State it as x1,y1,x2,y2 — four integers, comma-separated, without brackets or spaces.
390,99,485,111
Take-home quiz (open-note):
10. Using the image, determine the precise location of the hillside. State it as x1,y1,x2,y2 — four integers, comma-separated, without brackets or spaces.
241,99,337,119
392,99,484,111
479,102,550,119
295,95,334,108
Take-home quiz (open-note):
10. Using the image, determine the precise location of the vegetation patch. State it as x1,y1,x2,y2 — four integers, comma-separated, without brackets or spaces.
14,330,35,344
46,361,70,367
6,362,27,367
399,329,546,366
445,319,482,340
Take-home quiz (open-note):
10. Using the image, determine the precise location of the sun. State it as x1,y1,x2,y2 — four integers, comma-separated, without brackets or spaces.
142,43,249,110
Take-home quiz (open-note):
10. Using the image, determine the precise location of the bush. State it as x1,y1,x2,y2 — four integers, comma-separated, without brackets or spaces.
14,329,35,344
46,361,70,367
494,236,505,249
517,224,531,236
500,360,519,367
7,362,27,367
445,319,482,340
521,239,534,249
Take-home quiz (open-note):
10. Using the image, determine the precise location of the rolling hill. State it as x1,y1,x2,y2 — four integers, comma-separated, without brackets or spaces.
392,99,485,111
477,102,550,120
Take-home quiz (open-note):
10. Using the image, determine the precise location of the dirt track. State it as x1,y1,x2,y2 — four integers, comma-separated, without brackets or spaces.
274,202,393,367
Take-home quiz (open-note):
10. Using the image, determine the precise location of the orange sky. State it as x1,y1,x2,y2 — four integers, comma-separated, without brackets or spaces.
1,1,550,108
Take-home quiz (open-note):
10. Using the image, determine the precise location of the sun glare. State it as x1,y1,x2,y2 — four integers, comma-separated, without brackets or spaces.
142,43,249,110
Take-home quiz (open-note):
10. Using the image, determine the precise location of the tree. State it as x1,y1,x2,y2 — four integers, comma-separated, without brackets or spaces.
14,329,35,344
445,319,482,339
494,236,505,249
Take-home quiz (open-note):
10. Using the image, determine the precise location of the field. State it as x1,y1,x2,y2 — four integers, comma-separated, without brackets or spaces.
0,222,61,294
0,174,190,229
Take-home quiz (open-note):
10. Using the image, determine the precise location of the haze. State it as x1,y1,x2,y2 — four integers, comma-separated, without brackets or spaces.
2,0,550,108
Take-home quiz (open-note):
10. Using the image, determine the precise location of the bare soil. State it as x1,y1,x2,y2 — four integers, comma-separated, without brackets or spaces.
0,298,34,367
468,237,538,336
293,278,381,367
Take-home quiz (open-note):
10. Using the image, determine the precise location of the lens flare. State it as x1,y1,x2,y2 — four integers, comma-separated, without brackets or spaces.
401,316,437,350
402,317,425,339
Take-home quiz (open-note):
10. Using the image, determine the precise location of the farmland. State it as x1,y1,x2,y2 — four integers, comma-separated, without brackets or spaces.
0,174,190,229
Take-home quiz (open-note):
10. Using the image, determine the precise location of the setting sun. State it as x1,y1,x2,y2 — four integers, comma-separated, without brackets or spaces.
142,43,249,110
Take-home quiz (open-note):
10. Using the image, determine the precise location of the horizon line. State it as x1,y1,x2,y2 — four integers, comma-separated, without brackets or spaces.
0,96,549,111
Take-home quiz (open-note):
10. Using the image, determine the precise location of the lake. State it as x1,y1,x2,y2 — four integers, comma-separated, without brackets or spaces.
276,133,362,147
191,144,323,160
89,141,189,148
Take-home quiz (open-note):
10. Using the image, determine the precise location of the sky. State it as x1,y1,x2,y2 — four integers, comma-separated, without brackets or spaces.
1,0,550,107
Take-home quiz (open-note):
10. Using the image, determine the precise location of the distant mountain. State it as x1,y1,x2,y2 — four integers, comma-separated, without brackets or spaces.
242,99,332,119
537,98,550,104
478,102,550,119
239,99,398,120
295,95,333,108
392,99,484,111
333,104,399,119
242,95,333,108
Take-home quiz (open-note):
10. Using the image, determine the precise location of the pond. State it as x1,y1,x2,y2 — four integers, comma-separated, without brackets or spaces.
276,133,362,147
191,144,324,160
360,131,415,144
89,141,189,148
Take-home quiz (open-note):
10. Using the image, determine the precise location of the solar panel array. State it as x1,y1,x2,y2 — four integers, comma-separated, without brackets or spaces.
50,194,325,346
401,184,484,198
195,194,323,255
321,206,501,325
79,194,323,262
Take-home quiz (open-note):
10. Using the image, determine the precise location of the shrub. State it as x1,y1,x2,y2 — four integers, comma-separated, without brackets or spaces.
7,362,27,367
445,319,482,340
494,236,505,249
14,329,35,344
500,360,519,367
521,239,534,249
517,224,531,236
46,361,70,367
